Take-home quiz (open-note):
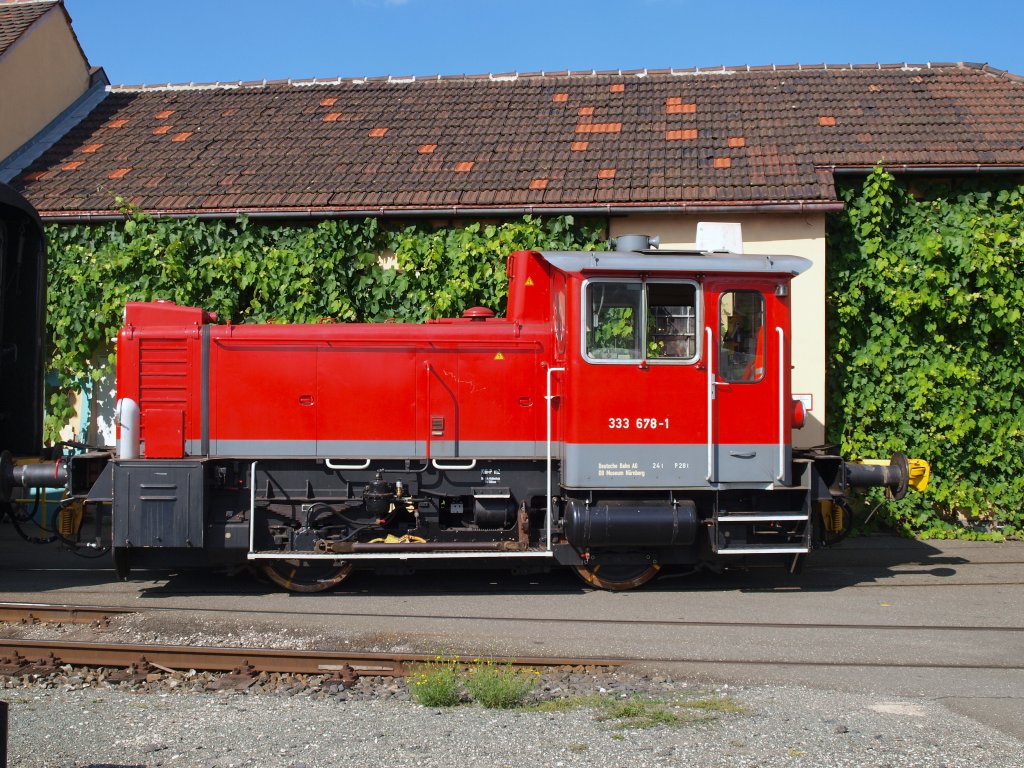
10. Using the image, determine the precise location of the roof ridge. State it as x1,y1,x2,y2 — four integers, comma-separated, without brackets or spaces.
107,61,1017,92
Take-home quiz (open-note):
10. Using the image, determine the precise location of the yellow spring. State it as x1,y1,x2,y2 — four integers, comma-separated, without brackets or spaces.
819,500,844,534
58,502,84,538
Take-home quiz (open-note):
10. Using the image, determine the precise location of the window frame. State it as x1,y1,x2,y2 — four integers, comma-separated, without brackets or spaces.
717,289,767,384
581,277,702,365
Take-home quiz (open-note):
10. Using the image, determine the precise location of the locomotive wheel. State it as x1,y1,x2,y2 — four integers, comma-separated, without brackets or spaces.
261,559,353,593
573,561,661,591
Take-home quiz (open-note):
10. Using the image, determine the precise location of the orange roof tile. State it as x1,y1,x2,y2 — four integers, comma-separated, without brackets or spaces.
576,122,622,134
666,102,697,114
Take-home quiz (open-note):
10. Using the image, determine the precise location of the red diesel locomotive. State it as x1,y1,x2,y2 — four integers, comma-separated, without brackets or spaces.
2,236,925,590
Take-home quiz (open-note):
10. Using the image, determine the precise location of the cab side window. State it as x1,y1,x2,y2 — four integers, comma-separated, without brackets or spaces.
585,280,699,363
718,290,765,382
647,282,698,360
586,282,642,359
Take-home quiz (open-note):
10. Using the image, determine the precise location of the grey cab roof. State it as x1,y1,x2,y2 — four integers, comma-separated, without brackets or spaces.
539,249,812,276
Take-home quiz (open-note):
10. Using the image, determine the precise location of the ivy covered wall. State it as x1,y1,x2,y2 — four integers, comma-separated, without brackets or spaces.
42,172,1024,538
827,169,1024,538
43,209,605,442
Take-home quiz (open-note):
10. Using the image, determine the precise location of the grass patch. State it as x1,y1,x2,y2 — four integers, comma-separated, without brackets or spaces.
526,695,607,713
680,695,748,715
407,658,462,708
465,660,539,709
530,692,748,730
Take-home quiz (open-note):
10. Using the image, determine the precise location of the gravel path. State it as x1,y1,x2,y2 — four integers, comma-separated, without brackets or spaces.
5,670,1023,768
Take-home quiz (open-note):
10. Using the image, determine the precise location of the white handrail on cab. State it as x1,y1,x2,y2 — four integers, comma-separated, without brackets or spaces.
705,326,715,482
776,326,786,484
546,366,565,552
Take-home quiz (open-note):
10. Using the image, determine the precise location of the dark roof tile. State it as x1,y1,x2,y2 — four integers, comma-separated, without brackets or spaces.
0,0,57,55
12,64,1024,216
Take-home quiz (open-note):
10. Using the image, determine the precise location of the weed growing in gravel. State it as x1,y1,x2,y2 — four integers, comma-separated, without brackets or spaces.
527,695,607,713
527,692,748,730
465,660,539,709
408,657,462,707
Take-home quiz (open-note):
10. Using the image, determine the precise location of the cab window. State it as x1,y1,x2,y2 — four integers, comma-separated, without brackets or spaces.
586,282,641,360
718,290,765,382
584,280,699,363
647,282,698,360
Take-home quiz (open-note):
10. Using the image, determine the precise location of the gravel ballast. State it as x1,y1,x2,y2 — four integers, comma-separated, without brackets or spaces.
4,669,1023,768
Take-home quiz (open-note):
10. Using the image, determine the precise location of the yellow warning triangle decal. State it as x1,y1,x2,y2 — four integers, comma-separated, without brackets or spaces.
494,353,505,360
525,277,535,286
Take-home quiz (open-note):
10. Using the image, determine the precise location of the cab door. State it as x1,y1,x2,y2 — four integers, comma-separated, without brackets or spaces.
705,281,788,485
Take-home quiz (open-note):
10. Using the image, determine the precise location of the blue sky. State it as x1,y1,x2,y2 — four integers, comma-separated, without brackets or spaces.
64,0,1024,85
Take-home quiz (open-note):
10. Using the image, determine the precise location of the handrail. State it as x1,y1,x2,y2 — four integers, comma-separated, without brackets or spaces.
546,366,565,551
430,459,477,470
248,461,258,557
705,327,715,482
325,458,371,470
776,326,786,483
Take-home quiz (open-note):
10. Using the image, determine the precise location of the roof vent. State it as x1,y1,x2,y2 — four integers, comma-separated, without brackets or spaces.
462,307,495,320
612,234,660,252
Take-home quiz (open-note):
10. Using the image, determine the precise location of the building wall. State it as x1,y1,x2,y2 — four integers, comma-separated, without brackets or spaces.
0,8,91,160
610,213,827,447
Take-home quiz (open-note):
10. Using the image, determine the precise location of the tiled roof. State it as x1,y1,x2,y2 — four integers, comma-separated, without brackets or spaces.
10,62,1024,219
0,0,57,56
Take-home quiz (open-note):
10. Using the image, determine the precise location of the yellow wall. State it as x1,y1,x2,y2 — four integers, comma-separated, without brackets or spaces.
610,213,827,447
0,8,91,160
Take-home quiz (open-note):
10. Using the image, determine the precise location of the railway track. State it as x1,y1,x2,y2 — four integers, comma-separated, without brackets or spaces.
2,603,1022,675
0,637,623,678
2,601,1021,636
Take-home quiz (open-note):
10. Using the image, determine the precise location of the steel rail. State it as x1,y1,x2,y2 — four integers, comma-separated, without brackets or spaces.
0,603,132,625
0,638,1019,675
0,638,622,677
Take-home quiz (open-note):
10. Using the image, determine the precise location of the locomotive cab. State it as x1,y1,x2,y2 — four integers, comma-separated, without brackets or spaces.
542,242,825,587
